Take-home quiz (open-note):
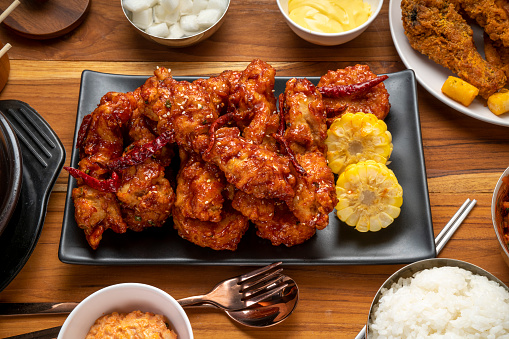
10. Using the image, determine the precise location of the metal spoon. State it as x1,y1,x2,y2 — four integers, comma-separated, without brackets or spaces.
218,275,298,328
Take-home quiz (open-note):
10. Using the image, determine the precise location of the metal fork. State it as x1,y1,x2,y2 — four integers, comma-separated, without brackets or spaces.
177,262,288,311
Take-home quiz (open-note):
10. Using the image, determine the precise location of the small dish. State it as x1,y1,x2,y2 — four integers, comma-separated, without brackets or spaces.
121,0,230,47
276,0,383,46
58,283,193,339
491,166,509,268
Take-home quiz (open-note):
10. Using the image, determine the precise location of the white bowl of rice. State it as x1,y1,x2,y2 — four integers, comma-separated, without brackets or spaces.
367,258,509,338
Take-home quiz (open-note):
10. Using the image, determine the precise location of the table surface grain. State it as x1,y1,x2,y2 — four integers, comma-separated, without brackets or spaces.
0,1,508,338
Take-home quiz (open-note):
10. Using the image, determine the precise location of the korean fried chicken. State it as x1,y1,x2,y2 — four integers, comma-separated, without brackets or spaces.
173,202,249,251
228,59,280,147
68,60,393,251
318,65,390,121
401,0,506,99
116,156,174,232
204,126,296,201
174,149,226,223
279,78,337,230
71,92,137,249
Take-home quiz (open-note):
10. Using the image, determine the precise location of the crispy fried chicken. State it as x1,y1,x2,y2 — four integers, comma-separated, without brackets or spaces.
401,0,506,99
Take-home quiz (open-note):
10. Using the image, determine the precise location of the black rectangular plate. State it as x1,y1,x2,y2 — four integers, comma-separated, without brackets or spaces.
58,69,434,265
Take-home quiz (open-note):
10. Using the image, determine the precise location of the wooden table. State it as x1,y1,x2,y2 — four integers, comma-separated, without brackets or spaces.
1,1,508,338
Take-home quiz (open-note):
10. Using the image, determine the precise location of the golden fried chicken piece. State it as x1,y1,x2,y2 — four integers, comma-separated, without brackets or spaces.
255,203,317,247
116,156,174,232
204,127,296,201
175,149,226,223
453,0,509,47
228,59,280,147
485,32,509,79
173,202,249,251
72,186,127,250
318,65,390,120
401,0,506,99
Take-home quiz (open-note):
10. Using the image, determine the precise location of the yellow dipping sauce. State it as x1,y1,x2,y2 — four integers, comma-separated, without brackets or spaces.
288,0,372,34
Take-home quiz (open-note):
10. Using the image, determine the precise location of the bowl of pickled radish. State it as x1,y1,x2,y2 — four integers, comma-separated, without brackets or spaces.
276,0,383,46
121,0,230,47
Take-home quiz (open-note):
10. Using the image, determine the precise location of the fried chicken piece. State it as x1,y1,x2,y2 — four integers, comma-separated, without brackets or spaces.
72,92,137,249
485,32,509,79
452,0,509,47
255,203,317,247
281,78,328,153
204,127,296,201
280,78,337,230
318,65,390,120
79,92,137,167
290,151,337,229
228,59,280,147
72,185,127,250
175,149,226,223
138,67,219,155
116,155,174,232
173,202,249,251
401,0,506,99
231,190,276,222
193,70,240,115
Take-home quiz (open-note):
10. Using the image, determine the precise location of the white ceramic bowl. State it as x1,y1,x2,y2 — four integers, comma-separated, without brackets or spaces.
366,258,509,338
492,166,509,268
121,0,230,47
276,0,383,46
58,283,193,339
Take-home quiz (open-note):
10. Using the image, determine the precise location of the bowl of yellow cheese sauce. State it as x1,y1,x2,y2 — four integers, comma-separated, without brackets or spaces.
277,0,383,45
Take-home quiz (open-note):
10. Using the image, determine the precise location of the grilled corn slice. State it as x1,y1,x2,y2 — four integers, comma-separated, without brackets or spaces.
325,112,393,175
335,160,403,232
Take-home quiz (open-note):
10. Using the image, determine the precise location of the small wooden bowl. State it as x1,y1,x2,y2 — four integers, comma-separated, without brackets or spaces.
0,42,10,92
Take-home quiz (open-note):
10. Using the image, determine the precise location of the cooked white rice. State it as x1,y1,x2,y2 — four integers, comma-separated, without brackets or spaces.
369,266,509,338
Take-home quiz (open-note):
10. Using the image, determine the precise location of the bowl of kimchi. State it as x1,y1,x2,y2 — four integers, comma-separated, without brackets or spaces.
491,166,509,268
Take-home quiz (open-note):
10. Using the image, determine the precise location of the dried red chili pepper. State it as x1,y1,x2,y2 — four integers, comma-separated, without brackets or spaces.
76,114,92,149
107,130,173,170
204,112,233,157
318,75,389,98
64,166,121,193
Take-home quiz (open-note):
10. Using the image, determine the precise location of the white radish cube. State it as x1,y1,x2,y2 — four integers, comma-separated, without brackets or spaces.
153,4,179,24
179,0,194,15
206,0,226,11
196,8,220,27
168,23,185,38
160,0,179,12
132,8,154,29
146,22,170,37
193,0,208,12
123,0,158,13
180,14,199,32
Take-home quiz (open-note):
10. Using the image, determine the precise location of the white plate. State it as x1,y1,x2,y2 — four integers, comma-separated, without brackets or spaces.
389,0,509,127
